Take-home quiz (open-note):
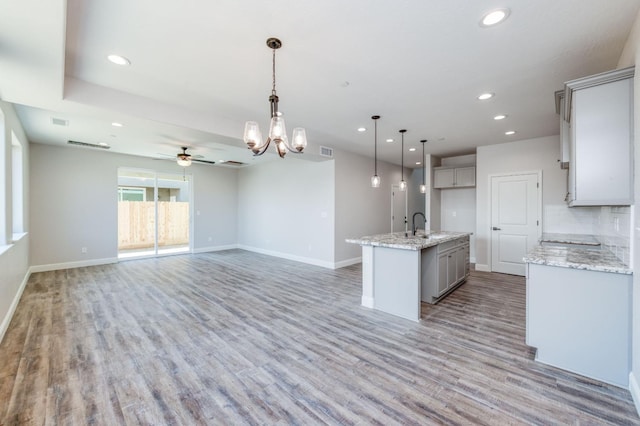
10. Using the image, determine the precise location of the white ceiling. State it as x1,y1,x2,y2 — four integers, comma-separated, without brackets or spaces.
1,0,638,168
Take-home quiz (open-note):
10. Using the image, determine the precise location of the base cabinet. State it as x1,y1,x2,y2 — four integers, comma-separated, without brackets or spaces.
526,263,631,387
423,236,470,303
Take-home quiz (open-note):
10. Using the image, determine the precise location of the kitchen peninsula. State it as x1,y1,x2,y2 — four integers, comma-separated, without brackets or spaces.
346,231,471,322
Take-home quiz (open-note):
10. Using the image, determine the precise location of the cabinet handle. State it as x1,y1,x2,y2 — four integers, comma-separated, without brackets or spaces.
492,227,501,231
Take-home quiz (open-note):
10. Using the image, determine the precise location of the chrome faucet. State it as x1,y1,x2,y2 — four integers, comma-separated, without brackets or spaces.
412,212,427,236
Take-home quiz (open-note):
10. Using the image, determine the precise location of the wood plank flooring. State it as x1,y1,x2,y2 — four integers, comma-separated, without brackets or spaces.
1,249,639,425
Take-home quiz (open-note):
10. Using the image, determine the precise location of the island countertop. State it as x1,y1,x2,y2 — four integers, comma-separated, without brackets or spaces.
524,245,632,275
345,231,471,251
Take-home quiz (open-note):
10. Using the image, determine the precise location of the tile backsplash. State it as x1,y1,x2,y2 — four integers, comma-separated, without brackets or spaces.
544,204,632,266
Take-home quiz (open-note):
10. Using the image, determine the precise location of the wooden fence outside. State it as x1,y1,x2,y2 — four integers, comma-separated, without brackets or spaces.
118,201,189,250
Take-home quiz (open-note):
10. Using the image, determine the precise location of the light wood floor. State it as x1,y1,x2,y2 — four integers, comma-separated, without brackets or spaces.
1,250,639,425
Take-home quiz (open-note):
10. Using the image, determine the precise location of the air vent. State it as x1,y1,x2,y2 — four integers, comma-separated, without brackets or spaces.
67,140,111,149
51,117,68,126
221,160,245,166
320,146,333,158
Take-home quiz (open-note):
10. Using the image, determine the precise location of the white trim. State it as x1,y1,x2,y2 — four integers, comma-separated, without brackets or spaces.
0,268,30,344
193,244,239,254
30,257,118,273
475,263,491,272
237,245,334,269
361,295,374,308
630,372,640,416
334,257,361,269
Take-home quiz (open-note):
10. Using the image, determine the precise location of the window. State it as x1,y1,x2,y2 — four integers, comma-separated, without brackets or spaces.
118,187,146,202
11,132,24,235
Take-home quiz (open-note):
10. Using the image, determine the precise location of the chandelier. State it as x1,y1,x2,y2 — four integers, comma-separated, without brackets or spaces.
243,38,307,158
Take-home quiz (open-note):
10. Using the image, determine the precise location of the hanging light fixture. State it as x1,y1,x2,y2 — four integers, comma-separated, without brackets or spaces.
371,115,381,188
177,147,192,167
399,129,407,191
420,139,427,193
243,38,307,158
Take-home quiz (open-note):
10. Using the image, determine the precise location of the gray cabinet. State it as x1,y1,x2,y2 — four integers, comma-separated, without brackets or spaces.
433,166,475,189
422,236,470,303
561,67,634,206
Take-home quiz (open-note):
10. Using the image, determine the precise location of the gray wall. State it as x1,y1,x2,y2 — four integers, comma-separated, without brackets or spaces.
29,144,238,267
237,156,335,267
0,100,30,342
334,148,401,264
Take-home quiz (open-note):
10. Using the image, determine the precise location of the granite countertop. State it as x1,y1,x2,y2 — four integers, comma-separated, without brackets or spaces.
524,245,632,275
540,232,601,246
345,231,471,251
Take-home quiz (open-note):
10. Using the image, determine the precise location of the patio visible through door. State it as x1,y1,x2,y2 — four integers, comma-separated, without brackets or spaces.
117,169,191,259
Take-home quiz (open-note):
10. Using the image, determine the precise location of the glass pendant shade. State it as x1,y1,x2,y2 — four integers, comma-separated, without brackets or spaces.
419,183,426,193
269,115,287,141
371,175,381,188
399,180,407,191
292,128,307,152
243,121,261,148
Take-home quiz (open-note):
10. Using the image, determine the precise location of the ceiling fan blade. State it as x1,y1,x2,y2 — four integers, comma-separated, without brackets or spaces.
192,158,216,165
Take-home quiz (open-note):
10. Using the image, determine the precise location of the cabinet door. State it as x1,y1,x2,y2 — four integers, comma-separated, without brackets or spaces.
437,253,449,295
446,251,457,289
455,167,476,187
569,74,633,206
455,246,466,283
434,169,455,188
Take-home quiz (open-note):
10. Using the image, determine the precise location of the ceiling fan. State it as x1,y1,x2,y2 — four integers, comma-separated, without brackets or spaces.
159,146,216,167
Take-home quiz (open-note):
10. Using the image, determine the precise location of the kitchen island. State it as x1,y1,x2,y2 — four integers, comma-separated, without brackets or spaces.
524,243,632,387
346,231,471,322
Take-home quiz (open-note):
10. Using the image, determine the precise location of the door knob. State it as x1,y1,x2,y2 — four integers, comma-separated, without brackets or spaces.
492,226,501,230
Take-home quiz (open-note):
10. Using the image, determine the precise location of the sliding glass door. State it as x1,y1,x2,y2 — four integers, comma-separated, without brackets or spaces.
117,169,191,259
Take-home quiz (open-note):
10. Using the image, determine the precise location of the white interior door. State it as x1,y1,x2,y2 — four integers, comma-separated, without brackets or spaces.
490,172,541,276
391,185,407,233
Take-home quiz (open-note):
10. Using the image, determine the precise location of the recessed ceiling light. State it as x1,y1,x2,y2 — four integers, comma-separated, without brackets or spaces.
480,8,510,27
494,114,507,120
409,148,416,152
478,92,494,100
107,54,131,66
416,162,421,165
111,122,123,127
386,138,394,143
98,142,110,147
357,127,366,132
505,130,516,135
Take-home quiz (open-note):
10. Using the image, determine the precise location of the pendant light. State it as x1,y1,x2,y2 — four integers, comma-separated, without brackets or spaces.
371,115,381,188
399,129,407,191
243,38,307,158
419,140,427,193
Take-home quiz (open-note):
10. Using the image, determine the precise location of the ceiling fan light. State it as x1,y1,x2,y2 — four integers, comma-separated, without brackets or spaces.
177,154,192,167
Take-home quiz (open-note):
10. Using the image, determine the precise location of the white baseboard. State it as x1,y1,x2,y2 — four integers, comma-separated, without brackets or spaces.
30,257,118,273
475,263,491,272
237,245,335,269
193,244,239,254
630,372,640,417
0,268,31,344
361,296,374,308
470,257,477,264
334,257,361,269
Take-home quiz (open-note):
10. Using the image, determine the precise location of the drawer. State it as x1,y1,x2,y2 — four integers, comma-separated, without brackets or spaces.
438,236,468,253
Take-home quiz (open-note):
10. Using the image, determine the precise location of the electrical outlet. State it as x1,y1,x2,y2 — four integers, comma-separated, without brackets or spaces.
81,247,87,253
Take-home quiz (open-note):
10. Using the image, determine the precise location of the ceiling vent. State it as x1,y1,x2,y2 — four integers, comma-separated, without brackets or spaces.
51,117,68,126
221,160,245,166
319,146,333,158
67,140,110,149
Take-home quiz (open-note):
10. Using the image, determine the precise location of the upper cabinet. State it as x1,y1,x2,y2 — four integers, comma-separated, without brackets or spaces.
433,166,476,189
558,67,634,207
